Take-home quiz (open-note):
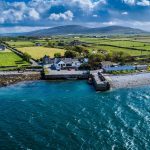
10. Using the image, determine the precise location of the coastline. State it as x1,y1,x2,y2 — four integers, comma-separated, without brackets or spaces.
0,71,41,87
105,72,150,89
0,71,150,90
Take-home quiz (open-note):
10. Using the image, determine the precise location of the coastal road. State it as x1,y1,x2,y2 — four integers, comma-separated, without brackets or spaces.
0,71,40,75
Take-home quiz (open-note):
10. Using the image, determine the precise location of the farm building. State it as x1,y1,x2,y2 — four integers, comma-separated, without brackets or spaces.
100,61,118,69
136,65,148,70
0,45,6,51
103,65,136,73
35,43,42,46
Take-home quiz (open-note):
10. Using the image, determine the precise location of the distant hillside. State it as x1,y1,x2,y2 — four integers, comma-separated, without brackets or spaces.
24,25,148,36
25,25,90,36
1,25,148,37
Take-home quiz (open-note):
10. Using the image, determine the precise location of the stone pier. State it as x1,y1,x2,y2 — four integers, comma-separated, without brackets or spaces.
91,72,110,91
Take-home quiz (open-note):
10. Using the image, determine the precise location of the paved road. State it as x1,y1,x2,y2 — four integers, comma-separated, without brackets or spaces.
46,69,88,75
0,71,40,75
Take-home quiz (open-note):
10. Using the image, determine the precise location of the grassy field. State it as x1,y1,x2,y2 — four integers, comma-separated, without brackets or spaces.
92,45,150,56
0,51,29,67
7,41,35,48
0,49,11,52
18,46,66,59
5,36,150,58
77,37,150,55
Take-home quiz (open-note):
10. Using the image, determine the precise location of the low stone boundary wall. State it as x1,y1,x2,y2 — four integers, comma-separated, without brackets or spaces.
0,72,41,87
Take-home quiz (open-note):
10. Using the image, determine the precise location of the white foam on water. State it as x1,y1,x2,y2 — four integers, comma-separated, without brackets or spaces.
121,129,138,150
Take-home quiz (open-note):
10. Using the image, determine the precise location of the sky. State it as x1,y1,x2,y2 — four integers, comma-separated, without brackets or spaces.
0,0,150,33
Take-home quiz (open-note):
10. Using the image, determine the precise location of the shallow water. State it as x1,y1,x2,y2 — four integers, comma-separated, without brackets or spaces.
0,81,150,150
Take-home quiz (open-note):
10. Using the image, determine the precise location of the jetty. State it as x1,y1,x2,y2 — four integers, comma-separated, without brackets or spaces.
91,71,110,91
44,68,110,91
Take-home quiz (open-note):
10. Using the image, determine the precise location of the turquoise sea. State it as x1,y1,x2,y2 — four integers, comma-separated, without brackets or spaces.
0,81,150,150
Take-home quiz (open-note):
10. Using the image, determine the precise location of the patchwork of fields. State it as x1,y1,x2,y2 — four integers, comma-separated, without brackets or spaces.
18,47,65,59
6,36,150,61
78,37,150,56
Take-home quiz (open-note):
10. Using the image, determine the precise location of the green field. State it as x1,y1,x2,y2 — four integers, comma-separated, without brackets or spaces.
18,46,66,59
7,41,35,48
5,36,150,59
77,37,150,56
0,51,29,67
92,45,150,56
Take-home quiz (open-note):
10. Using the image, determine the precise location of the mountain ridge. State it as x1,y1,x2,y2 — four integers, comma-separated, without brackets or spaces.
24,25,149,36
1,25,149,36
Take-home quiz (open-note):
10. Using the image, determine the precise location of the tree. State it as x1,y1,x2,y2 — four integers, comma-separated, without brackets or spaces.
48,41,54,47
64,50,77,58
23,52,31,62
54,52,61,58
73,46,85,54
57,42,65,46
88,53,105,69
111,51,130,63
79,63,91,70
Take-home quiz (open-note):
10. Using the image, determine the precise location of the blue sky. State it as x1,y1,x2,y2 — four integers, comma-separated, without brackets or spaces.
0,0,150,33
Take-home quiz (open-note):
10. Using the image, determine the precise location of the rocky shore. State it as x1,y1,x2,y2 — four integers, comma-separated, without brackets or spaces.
105,72,150,89
0,72,41,87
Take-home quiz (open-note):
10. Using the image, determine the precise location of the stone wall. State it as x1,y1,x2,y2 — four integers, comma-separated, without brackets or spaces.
0,73,41,87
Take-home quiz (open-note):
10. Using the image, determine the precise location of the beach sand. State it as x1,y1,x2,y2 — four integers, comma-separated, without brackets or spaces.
105,73,150,89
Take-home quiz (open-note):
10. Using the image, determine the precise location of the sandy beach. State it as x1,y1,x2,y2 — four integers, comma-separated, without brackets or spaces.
105,72,150,89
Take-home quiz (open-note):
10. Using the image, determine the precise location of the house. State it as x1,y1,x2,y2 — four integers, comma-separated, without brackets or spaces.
42,55,86,70
0,45,6,51
53,58,82,70
35,43,42,46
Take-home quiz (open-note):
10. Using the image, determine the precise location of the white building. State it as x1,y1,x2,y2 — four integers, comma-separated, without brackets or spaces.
53,58,82,70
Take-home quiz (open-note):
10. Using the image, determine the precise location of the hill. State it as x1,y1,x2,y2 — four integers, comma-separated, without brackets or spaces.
25,25,148,36
1,25,148,37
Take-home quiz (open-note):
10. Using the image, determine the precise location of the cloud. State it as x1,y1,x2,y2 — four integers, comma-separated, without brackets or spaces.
123,0,150,6
29,9,40,20
123,0,136,5
0,1,41,23
65,0,106,12
0,0,106,24
49,10,74,21
122,11,128,15
93,14,98,17
137,0,150,6
0,26,50,34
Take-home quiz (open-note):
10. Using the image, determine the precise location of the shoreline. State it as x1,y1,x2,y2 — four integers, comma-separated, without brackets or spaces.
105,72,150,89
0,71,150,90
